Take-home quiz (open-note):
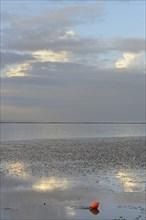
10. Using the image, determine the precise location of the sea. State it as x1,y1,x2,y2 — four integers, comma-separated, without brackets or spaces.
0,122,145,141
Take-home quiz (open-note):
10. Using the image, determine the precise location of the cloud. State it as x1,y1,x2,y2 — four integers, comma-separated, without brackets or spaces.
58,30,79,40
115,52,144,69
1,67,145,122
6,63,32,77
1,2,145,71
1,4,144,68
1,51,33,69
112,38,145,53
1,36,144,75
1,3,102,53
49,4,102,27
2,4,101,30
3,50,71,77
2,26,104,55
32,50,70,63
1,1,145,122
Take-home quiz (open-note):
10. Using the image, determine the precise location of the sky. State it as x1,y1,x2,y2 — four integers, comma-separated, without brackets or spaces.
1,0,145,122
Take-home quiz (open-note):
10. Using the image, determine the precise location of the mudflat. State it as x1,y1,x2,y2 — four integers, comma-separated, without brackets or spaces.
1,137,145,219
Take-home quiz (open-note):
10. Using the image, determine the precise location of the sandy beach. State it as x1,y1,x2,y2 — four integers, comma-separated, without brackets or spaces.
0,136,145,220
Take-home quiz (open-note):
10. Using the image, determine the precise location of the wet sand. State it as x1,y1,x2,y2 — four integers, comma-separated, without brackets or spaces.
0,136,146,219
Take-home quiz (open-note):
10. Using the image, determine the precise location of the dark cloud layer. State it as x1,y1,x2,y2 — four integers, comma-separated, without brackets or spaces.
1,67,145,121
1,51,33,69
112,38,145,53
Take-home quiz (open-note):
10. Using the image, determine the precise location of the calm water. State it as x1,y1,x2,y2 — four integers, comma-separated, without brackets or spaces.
0,123,145,141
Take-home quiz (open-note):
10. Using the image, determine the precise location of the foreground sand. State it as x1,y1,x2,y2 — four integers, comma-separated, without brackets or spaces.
1,137,145,219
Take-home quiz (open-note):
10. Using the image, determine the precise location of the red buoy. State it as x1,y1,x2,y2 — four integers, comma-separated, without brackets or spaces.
89,201,99,209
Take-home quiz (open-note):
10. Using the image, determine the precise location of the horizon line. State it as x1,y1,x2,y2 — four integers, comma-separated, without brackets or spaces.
0,121,146,124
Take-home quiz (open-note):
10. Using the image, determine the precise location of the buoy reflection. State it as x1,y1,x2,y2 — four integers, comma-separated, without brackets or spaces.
65,206,76,217
89,208,100,215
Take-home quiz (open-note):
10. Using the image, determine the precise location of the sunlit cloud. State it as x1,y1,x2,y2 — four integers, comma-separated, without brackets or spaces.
32,50,70,62
59,30,79,40
6,63,31,77
115,52,144,69
32,177,69,191
4,50,70,77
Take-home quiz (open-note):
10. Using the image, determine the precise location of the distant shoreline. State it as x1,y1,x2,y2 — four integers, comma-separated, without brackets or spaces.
1,135,145,144
0,121,146,124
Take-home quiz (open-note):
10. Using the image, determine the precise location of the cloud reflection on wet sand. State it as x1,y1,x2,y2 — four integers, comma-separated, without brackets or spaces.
116,170,145,192
32,177,69,191
6,162,29,178
2,160,145,194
